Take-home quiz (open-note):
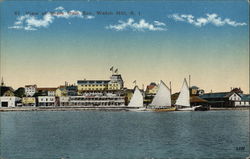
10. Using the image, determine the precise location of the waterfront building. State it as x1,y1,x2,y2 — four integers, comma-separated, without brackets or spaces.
38,96,55,106
24,85,37,97
66,85,78,96
77,80,109,93
58,92,125,107
77,74,124,94
200,92,242,107
0,86,14,96
230,87,243,94
59,96,70,106
108,74,124,90
0,96,21,107
190,86,204,96
22,97,36,107
144,82,159,105
190,96,208,106
235,94,250,106
145,82,158,95
55,86,67,97
37,88,57,96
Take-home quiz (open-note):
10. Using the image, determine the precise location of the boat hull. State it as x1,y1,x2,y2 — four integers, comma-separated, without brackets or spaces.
147,107,176,112
176,105,202,111
128,107,146,112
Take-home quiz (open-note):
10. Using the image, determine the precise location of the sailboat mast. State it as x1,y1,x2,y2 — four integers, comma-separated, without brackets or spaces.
188,75,191,88
170,81,172,106
169,81,172,96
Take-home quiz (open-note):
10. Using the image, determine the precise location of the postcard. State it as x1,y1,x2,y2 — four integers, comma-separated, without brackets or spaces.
0,0,249,159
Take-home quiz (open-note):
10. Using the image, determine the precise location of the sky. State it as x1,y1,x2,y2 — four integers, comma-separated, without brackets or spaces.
0,0,249,93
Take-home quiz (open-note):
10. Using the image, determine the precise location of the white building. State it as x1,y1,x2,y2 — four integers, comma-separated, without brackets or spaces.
235,94,250,106
25,85,37,97
108,74,124,90
38,96,55,106
0,97,21,107
37,88,57,96
201,92,249,107
59,96,70,106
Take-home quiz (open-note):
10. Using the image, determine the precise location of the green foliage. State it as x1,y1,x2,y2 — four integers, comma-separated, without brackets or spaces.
14,87,25,97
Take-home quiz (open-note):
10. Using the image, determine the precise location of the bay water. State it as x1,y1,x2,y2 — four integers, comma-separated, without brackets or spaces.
0,110,249,159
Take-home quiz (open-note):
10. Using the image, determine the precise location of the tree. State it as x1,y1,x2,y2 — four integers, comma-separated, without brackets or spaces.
14,87,25,97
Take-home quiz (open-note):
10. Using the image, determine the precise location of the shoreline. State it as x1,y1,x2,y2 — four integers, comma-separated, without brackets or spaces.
0,106,249,112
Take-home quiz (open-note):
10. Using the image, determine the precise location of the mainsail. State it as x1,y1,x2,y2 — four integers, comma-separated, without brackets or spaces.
128,86,143,107
151,81,171,107
175,78,190,107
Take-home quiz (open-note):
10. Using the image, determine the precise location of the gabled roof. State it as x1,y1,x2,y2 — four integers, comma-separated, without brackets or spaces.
37,88,57,91
147,85,157,90
241,94,250,101
190,96,207,103
0,86,14,96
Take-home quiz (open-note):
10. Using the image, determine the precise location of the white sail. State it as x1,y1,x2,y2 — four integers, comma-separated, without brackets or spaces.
175,78,190,107
151,81,171,107
128,86,143,107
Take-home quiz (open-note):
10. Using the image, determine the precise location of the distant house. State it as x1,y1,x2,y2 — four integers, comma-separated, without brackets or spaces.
190,86,204,96
22,97,36,107
0,86,15,96
145,82,158,95
66,85,78,96
200,92,242,107
144,82,159,105
37,88,57,96
56,86,67,97
0,85,19,107
38,96,55,106
0,96,21,107
24,85,37,97
235,94,250,106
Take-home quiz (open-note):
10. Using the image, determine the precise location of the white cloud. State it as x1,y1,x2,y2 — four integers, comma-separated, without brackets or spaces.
105,18,167,31
154,21,166,26
168,13,247,27
55,6,64,10
9,6,95,31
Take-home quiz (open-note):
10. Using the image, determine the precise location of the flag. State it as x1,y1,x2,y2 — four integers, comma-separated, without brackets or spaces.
110,66,114,71
114,69,118,73
133,80,136,84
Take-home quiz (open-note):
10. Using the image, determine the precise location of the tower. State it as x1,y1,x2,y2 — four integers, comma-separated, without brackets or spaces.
1,77,4,86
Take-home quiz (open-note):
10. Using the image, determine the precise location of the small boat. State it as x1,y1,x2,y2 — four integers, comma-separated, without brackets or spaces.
175,78,201,111
127,86,146,111
147,80,176,112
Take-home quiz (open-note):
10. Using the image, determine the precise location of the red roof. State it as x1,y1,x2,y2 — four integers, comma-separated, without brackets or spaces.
37,88,57,91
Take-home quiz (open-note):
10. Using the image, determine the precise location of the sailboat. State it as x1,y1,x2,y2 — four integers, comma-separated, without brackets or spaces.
148,80,176,112
127,86,146,111
175,78,201,111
